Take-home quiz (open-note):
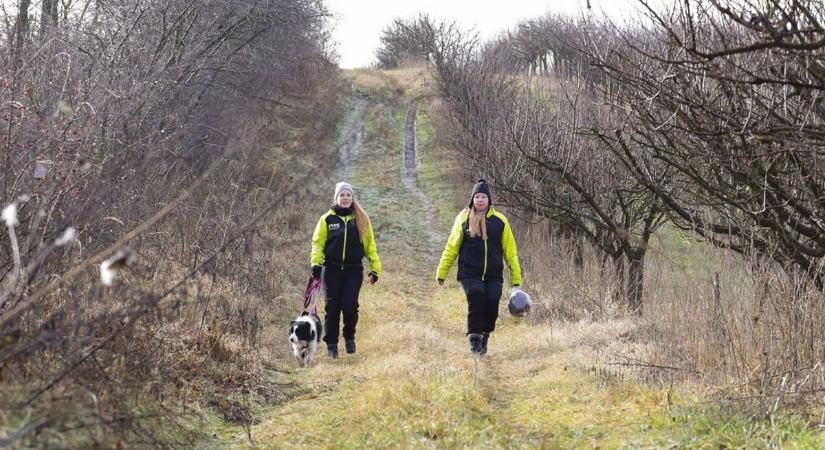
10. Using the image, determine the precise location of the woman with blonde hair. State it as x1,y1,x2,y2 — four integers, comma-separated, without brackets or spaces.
310,182,381,358
436,179,522,355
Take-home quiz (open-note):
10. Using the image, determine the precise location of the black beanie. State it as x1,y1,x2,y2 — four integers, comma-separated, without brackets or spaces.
468,178,492,207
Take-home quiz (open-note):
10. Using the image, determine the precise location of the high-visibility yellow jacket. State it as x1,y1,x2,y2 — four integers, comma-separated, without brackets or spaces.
436,207,521,286
311,209,382,276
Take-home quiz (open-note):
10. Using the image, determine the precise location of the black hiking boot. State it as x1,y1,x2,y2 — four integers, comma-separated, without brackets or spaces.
468,334,483,355
480,333,489,355
345,340,356,354
327,344,338,359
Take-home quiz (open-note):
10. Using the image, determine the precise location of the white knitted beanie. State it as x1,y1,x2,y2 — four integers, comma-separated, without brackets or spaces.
333,181,354,205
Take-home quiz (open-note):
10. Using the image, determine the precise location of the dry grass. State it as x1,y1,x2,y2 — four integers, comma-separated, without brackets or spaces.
516,213,825,418
232,253,824,448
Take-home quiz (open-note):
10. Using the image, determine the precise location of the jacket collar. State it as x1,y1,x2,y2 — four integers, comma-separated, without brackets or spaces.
329,207,353,218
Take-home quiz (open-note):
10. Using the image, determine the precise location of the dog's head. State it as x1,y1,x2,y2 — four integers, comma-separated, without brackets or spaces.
289,314,317,344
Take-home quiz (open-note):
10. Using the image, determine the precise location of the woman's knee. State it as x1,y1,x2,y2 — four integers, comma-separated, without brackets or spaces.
342,303,359,316
341,292,360,312
461,279,485,299
484,282,503,302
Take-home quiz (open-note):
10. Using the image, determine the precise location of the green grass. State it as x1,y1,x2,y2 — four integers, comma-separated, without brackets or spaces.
647,223,724,277
414,107,462,233
626,406,824,449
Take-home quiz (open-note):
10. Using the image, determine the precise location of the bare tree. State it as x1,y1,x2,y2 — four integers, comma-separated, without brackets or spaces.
39,0,58,40
374,14,437,69
374,14,478,70
9,0,31,72
585,0,825,286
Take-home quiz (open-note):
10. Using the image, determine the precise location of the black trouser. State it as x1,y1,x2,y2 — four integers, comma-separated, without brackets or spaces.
323,266,363,346
460,278,503,335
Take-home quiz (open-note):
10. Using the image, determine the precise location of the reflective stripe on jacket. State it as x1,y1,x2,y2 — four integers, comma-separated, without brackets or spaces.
311,210,382,276
436,206,522,285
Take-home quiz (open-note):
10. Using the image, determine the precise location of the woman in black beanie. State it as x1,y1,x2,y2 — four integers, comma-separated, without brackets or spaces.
436,179,523,355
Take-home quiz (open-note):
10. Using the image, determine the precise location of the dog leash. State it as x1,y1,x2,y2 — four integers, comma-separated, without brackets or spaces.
303,277,323,316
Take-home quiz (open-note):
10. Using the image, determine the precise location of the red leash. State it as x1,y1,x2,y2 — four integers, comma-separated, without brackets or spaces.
303,277,323,315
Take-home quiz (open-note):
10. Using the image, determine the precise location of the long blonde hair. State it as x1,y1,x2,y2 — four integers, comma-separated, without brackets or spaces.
467,206,487,239
352,201,370,241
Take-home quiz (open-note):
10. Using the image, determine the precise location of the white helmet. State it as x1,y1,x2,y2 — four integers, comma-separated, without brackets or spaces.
508,287,532,317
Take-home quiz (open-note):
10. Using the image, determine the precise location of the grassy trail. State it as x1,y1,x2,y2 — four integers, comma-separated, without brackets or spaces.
220,70,824,449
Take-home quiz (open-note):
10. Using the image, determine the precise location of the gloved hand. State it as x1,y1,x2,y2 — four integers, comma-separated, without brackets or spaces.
367,271,379,285
311,265,322,280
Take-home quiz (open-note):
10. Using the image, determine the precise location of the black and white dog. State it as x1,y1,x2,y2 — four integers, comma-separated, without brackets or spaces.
288,312,322,367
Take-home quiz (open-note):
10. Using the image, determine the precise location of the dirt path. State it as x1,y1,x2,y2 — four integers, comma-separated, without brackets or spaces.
223,80,631,449
224,86,564,448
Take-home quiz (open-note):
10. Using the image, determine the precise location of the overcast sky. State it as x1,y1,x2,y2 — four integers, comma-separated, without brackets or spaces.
326,0,650,68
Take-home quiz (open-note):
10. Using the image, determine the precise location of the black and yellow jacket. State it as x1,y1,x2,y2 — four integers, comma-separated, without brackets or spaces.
436,207,522,285
311,208,382,275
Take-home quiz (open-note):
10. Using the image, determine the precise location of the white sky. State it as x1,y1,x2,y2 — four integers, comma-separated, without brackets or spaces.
327,0,650,68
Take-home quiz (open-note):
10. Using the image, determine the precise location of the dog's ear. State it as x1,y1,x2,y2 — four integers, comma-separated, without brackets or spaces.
290,320,297,328
301,311,310,316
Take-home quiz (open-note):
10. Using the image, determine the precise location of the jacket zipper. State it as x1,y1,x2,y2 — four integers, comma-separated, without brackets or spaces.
482,239,488,281
341,216,348,269
482,210,489,280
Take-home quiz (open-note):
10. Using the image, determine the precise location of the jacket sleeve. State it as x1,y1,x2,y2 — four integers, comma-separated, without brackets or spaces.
310,215,327,267
363,220,382,276
500,214,523,286
436,211,467,281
